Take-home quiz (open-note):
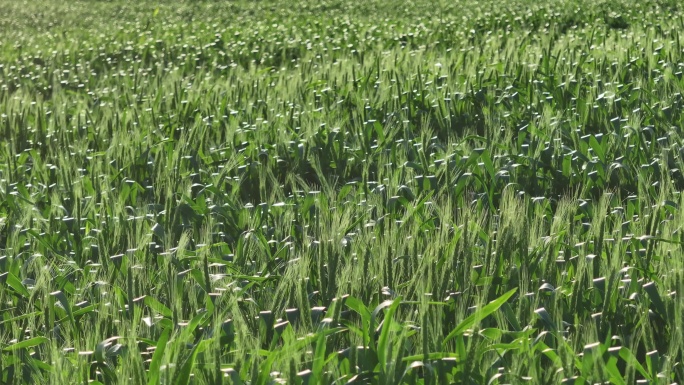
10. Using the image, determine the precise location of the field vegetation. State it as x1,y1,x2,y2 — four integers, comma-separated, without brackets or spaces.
2,0,684,383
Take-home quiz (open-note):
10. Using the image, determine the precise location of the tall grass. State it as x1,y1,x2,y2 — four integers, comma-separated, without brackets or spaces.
1,0,684,383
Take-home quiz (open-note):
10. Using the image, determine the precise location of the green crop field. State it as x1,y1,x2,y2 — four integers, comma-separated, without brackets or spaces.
2,0,684,383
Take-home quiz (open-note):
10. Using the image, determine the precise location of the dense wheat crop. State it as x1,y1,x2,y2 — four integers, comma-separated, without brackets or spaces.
2,0,684,383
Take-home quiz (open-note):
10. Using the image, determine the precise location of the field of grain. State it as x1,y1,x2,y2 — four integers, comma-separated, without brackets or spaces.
1,0,684,383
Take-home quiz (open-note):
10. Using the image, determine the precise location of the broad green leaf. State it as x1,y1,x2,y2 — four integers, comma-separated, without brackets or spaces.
377,296,402,371
0,311,42,325
4,336,49,351
2,272,30,298
148,327,172,385
346,297,372,345
643,282,667,319
174,340,210,385
619,347,651,381
51,291,75,329
442,288,517,347
144,296,173,318
309,332,327,384
589,135,606,163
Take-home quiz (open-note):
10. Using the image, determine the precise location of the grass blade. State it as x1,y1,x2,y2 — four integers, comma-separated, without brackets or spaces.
147,327,172,385
4,336,49,351
442,288,517,347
